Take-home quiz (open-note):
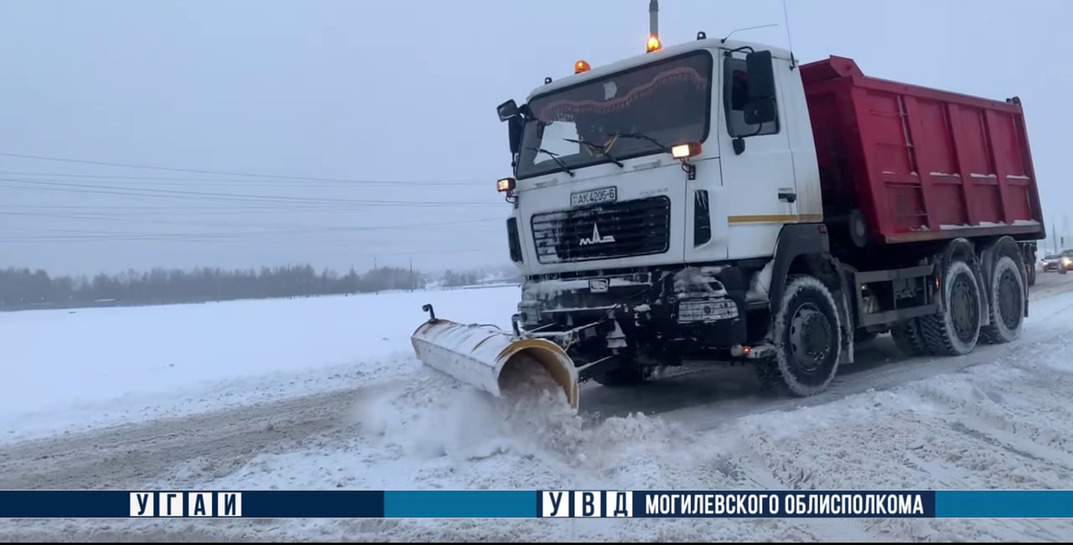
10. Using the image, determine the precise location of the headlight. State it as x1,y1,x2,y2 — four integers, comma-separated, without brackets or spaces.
1062,257,1072,266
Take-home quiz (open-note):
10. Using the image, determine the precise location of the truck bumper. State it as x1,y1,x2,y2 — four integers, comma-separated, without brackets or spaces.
515,266,751,365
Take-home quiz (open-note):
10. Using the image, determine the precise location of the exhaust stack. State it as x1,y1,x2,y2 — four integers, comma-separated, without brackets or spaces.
649,0,659,39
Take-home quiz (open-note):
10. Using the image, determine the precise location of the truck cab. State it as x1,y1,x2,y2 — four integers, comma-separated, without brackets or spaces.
507,39,819,276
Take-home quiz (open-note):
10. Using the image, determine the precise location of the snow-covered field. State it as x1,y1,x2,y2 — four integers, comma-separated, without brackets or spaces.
0,285,519,442
4,276,1073,541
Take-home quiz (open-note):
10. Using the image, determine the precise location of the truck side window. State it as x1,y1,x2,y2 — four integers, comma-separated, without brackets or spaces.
724,57,778,137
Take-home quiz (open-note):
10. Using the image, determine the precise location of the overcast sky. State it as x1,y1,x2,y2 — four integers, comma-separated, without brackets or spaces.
1,0,1071,275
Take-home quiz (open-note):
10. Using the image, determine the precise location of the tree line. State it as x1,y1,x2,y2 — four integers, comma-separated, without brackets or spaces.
0,264,521,311
0,265,428,310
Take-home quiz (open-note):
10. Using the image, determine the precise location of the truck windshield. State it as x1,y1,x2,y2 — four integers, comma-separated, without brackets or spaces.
516,50,712,179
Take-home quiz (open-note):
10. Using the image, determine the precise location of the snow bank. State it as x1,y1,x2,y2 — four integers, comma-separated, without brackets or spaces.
0,286,519,441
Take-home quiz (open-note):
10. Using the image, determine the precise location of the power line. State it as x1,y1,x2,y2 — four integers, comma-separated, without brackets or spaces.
0,151,487,186
0,177,499,208
0,203,363,213
0,217,503,243
0,232,503,251
0,210,503,233
0,169,481,188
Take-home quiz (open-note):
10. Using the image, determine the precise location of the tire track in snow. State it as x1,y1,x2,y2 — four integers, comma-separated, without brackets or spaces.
0,384,378,489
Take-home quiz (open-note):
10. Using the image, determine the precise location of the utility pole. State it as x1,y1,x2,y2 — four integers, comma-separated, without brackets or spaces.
1064,213,1070,251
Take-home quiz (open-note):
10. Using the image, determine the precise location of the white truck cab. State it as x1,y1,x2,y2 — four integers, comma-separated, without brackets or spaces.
507,39,821,276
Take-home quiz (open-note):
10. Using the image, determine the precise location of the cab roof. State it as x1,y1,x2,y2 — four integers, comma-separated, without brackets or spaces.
527,38,793,101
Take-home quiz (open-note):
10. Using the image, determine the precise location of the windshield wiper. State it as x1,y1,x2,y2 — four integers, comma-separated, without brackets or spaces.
527,147,575,177
564,138,624,168
609,131,669,153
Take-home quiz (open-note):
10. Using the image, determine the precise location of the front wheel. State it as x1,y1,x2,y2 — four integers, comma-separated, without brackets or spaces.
770,275,843,396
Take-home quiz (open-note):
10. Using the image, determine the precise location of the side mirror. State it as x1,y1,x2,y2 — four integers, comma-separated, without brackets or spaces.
744,98,776,125
497,99,519,121
745,50,774,100
744,50,777,125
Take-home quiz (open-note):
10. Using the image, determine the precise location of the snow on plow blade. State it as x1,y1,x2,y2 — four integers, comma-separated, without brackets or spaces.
411,318,580,411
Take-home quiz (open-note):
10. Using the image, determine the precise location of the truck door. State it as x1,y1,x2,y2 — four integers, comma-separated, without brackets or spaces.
717,51,800,260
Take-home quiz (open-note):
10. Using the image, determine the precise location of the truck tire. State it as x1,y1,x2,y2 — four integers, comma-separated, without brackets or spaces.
753,360,781,392
981,255,1025,344
890,318,928,357
919,259,981,356
770,275,842,396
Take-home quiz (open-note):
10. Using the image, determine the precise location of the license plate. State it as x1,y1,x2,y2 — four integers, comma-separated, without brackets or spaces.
571,186,618,207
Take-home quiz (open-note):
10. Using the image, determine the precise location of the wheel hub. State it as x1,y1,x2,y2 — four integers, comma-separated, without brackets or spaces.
950,274,979,343
788,304,833,374
997,268,1022,330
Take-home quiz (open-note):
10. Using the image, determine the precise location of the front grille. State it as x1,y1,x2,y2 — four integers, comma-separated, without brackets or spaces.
530,196,671,264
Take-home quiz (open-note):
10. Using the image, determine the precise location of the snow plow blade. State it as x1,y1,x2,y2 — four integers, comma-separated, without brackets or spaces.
411,317,580,411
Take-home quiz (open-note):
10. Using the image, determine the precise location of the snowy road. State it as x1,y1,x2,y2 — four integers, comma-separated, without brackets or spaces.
4,275,1073,541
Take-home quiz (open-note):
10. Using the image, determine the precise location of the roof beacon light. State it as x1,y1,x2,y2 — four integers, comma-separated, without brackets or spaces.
646,34,662,53
574,60,591,74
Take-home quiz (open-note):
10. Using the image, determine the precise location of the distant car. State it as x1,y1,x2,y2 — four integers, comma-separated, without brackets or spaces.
1041,250,1073,274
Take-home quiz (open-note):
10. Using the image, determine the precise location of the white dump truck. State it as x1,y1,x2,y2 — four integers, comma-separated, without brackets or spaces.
412,16,1043,410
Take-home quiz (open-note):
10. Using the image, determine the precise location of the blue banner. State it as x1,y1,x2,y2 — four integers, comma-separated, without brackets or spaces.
936,491,1073,518
384,491,535,518
0,490,1071,519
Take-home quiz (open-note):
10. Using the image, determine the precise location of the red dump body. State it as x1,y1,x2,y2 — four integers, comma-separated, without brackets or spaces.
801,56,1044,245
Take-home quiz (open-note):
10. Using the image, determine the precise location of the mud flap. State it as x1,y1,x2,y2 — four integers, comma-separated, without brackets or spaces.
411,319,580,411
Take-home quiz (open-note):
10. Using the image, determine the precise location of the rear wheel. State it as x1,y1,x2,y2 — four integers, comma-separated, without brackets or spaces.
891,318,929,357
920,259,981,356
981,255,1025,344
770,275,842,396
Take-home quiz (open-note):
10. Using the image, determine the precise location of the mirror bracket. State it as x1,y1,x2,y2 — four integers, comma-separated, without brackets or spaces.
679,160,697,180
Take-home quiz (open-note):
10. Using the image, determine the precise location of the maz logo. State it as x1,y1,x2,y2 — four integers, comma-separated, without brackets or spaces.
579,223,615,246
